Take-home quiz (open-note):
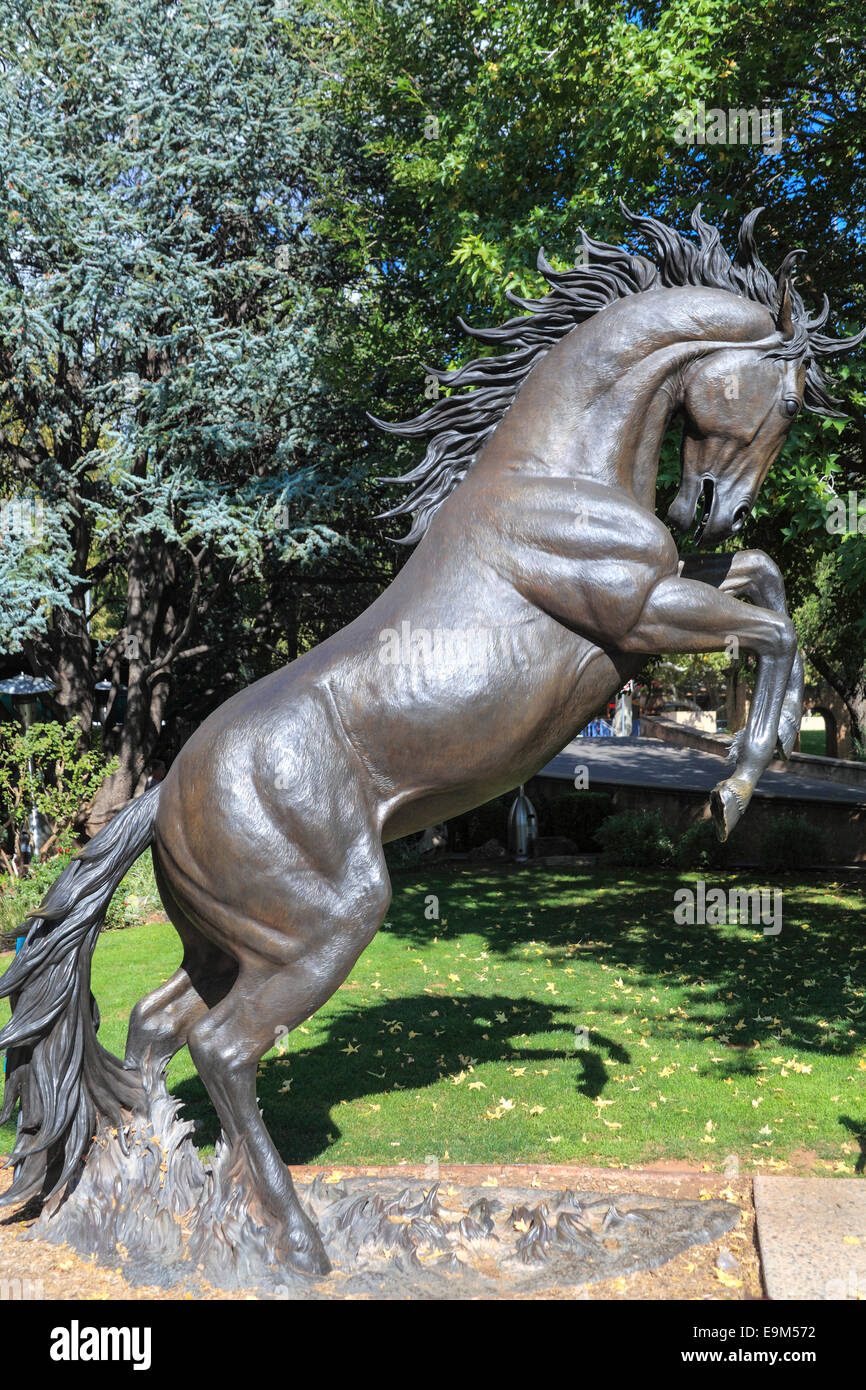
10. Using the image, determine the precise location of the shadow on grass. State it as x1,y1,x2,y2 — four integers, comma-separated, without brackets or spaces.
167,865,865,1164
173,991,630,1165
839,1116,866,1175
384,865,866,1071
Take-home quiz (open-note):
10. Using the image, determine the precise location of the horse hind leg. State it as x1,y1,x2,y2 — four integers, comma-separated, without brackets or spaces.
185,855,392,1284
37,861,240,1268
123,856,237,1082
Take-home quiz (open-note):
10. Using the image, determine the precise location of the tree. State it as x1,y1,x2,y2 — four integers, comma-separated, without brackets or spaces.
0,0,385,826
4,0,866,823
312,0,866,735
0,719,114,871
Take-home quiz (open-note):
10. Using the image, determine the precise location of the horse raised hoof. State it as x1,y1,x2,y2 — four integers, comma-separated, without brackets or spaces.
709,780,747,841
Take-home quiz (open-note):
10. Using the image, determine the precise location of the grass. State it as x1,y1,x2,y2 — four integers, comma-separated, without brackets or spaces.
1,865,864,1175
798,729,827,757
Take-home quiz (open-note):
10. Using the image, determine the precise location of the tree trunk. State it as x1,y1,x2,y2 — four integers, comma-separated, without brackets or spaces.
86,532,172,832
24,513,95,743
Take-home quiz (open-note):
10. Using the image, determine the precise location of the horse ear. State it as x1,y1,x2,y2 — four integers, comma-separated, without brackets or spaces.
774,278,795,340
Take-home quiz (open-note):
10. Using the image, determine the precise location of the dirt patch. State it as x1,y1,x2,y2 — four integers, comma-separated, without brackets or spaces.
785,1149,820,1171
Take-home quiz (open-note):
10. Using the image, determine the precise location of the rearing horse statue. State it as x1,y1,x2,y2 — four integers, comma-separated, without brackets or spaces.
1,204,861,1279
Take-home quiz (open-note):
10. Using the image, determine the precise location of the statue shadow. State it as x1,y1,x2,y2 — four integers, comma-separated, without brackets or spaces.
172,991,629,1166
839,1116,866,1175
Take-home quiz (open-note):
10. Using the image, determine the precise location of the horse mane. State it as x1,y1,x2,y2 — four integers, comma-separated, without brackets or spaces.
373,201,864,544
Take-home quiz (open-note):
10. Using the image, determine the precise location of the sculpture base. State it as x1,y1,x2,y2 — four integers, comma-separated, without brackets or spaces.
25,1087,739,1296
26,1078,206,1289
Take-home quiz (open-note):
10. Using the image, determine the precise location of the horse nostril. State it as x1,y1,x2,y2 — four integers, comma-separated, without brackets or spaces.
732,504,750,532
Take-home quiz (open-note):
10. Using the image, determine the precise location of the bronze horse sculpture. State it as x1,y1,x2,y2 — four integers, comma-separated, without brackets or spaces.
0,204,861,1280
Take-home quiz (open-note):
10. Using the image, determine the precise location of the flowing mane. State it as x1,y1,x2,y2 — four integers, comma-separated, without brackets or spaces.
374,201,863,543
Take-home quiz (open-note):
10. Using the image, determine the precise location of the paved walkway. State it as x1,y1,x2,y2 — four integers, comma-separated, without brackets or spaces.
541,738,866,805
754,1177,866,1299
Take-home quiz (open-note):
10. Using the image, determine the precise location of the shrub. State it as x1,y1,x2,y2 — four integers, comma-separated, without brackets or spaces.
0,843,161,944
447,795,511,852
0,855,63,940
103,851,161,930
760,812,828,870
0,720,116,871
674,817,730,870
595,808,675,867
384,835,427,872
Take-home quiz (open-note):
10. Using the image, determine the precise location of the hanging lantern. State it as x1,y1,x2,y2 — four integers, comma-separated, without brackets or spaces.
508,784,538,862
613,682,634,737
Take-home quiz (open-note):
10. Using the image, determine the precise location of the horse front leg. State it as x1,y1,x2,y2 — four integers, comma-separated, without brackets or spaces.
678,550,804,760
618,573,798,839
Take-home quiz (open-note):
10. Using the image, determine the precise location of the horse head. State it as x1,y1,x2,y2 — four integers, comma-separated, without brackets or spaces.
667,281,807,546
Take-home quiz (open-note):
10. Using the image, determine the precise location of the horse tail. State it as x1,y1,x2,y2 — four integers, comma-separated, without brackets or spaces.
0,785,161,1207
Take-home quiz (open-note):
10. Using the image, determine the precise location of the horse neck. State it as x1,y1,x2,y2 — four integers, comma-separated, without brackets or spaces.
477,290,764,512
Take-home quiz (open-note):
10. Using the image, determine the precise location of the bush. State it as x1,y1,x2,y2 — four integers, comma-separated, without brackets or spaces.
103,851,161,930
0,719,116,871
760,813,828,871
447,795,511,852
674,817,730,870
383,835,427,872
595,808,675,867
0,855,63,939
0,845,161,943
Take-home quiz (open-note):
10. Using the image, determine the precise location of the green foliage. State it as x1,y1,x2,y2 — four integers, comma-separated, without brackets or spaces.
0,720,116,870
0,0,348,592
383,835,427,873
596,808,675,867
0,0,394,807
0,844,160,942
2,0,866,774
0,856,63,940
447,795,511,851
760,813,829,872
103,852,161,932
316,0,866,740
674,817,730,870
795,547,866,755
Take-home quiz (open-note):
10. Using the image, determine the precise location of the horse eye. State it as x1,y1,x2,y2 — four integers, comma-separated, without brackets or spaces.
782,398,801,418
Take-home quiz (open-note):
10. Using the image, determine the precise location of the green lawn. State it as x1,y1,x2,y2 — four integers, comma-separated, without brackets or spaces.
2,866,864,1175
798,729,827,757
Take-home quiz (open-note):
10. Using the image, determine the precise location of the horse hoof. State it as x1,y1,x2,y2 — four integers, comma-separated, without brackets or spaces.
285,1239,331,1277
710,783,744,841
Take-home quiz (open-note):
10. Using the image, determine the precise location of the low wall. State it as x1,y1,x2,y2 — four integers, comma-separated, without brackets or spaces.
641,714,866,792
